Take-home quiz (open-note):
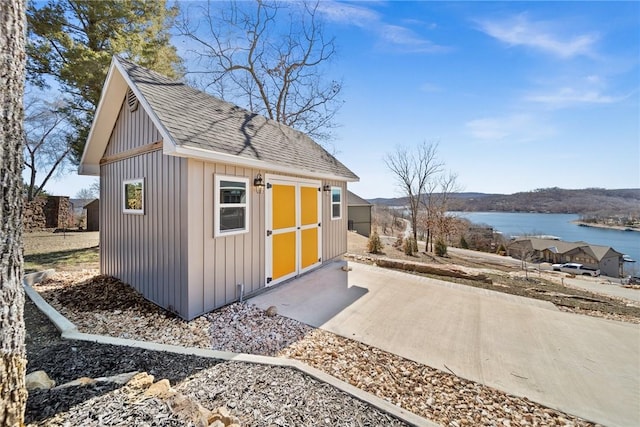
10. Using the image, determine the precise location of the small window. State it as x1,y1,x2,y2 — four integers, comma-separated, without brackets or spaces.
331,186,342,220
123,178,144,214
214,175,249,237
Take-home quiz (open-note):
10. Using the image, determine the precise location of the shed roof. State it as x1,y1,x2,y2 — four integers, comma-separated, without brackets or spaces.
347,190,372,206
83,199,99,209
79,56,358,182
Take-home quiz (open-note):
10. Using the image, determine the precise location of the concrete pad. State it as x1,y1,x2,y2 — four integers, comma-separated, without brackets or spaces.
250,261,640,427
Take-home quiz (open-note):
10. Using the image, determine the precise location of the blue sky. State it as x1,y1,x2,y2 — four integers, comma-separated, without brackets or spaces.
318,1,639,198
45,1,639,199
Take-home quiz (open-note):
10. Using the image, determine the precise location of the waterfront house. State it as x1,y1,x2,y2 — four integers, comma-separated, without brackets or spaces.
78,56,358,320
508,238,624,277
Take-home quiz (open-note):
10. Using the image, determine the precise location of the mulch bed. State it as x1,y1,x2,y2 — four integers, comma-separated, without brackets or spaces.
24,298,221,425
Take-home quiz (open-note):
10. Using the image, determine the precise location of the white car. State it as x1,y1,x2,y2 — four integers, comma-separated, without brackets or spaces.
552,263,600,277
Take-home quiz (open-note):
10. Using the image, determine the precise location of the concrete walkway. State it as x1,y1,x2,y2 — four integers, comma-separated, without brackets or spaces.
250,261,640,427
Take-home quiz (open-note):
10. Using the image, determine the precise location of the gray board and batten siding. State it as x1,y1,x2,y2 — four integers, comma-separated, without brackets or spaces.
100,91,348,320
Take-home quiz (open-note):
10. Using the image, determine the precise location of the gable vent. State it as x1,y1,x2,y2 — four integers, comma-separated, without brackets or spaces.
126,88,139,112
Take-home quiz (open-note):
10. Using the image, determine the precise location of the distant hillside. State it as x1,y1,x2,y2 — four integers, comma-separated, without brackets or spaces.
370,188,640,216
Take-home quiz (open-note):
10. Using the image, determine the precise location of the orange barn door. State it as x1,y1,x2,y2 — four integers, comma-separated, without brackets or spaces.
271,182,297,282
266,176,321,286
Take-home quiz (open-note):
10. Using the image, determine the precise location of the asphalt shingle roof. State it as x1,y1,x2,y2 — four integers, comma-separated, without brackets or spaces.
347,190,372,206
117,57,358,181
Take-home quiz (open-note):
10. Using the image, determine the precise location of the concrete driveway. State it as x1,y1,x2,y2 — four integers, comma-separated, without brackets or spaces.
250,261,640,427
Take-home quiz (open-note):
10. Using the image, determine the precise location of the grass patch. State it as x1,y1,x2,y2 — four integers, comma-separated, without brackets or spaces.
24,246,99,273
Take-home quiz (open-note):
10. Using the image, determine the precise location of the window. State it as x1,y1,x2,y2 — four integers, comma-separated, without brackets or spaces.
331,186,342,220
123,178,144,214
214,175,249,237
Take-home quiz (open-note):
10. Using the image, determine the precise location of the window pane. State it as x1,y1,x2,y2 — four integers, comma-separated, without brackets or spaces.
220,207,246,231
332,188,341,203
332,204,341,218
124,182,143,210
220,180,246,203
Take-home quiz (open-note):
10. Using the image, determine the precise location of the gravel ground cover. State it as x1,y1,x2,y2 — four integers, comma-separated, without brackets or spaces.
24,297,409,426
30,271,604,426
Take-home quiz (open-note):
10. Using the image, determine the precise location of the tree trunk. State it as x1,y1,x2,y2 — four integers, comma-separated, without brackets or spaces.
0,0,27,425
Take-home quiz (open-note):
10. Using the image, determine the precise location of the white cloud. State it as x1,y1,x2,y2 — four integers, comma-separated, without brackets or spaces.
315,2,379,28
477,13,599,58
525,75,630,108
526,87,625,107
419,82,442,93
465,114,552,142
317,1,447,54
379,24,446,53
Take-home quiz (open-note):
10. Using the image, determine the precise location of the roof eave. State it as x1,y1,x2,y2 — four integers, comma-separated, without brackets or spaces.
171,145,359,182
78,58,129,175
78,56,178,176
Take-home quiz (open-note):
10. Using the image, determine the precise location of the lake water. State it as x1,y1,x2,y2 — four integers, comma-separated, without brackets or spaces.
453,212,640,272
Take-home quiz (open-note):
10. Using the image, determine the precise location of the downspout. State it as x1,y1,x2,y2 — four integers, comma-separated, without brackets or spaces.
237,283,245,303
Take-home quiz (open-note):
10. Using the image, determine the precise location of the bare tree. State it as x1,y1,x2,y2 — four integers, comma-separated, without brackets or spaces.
424,171,461,252
23,94,72,200
178,0,342,141
385,142,443,254
0,0,27,423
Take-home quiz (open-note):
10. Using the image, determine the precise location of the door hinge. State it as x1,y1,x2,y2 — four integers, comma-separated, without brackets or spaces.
267,183,272,189
266,230,272,236
267,277,272,284
318,257,321,263
318,222,321,227
318,187,321,192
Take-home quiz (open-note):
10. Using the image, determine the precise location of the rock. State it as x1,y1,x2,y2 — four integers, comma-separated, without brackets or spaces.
167,393,211,427
265,306,277,317
54,377,96,389
341,265,352,271
216,406,231,418
95,371,139,385
144,379,173,398
25,370,55,390
125,372,154,389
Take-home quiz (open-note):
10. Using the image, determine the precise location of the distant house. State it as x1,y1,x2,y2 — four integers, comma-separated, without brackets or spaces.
347,190,372,237
83,199,99,231
508,238,624,277
78,56,358,320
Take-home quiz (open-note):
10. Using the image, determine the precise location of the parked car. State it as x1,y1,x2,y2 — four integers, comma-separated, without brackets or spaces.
552,263,600,277
623,274,640,285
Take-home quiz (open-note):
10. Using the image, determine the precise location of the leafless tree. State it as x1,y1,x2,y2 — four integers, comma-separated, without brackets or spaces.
178,0,342,142
23,94,72,200
75,179,99,200
0,0,27,423
424,171,461,252
385,142,443,254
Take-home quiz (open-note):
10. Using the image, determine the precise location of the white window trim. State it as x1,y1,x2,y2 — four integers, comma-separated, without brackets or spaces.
214,174,250,237
122,178,145,215
331,186,342,220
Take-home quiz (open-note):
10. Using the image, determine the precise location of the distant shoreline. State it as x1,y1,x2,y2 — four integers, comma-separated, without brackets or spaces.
572,221,640,233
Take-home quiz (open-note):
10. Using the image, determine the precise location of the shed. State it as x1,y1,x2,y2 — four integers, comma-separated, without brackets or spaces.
83,199,99,231
347,190,372,237
78,56,358,320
